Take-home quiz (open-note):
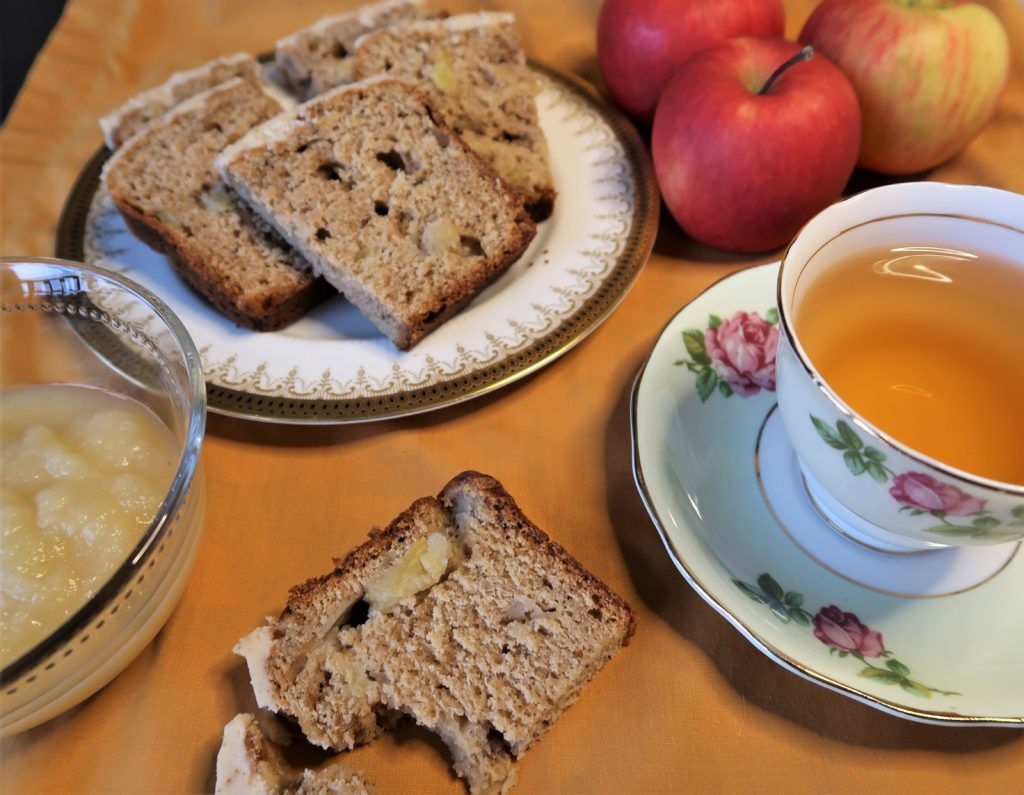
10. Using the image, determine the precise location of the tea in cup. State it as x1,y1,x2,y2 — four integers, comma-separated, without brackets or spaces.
775,182,1024,552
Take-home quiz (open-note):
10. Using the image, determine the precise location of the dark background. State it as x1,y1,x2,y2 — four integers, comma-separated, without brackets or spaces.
2,0,69,122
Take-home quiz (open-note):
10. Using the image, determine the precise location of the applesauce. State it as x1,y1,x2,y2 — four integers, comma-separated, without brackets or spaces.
1,384,178,667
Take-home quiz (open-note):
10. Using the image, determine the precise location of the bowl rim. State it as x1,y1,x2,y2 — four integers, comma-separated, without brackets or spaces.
0,256,207,688
775,182,1024,498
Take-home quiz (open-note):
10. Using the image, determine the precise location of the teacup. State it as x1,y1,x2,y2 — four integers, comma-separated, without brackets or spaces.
775,182,1024,552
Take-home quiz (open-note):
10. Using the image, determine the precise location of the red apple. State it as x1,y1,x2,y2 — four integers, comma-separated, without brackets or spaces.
597,0,785,121
652,37,861,253
800,0,1010,174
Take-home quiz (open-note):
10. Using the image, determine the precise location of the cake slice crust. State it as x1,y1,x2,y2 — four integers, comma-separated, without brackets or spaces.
275,0,441,100
235,472,635,794
99,53,261,150
104,78,330,331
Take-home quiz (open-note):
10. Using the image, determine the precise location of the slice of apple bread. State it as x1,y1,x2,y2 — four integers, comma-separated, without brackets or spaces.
234,471,635,795
99,53,262,150
103,78,330,331
275,0,441,100
352,12,556,221
216,78,535,349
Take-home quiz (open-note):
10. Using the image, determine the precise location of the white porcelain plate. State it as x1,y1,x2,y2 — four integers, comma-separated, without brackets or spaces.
631,262,1024,726
57,64,657,424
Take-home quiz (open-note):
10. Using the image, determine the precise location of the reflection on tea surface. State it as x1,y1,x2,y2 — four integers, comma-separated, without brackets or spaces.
795,244,1024,485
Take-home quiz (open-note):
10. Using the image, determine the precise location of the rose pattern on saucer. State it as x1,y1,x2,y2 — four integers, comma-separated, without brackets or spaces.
734,573,958,698
675,308,779,401
812,605,884,657
810,416,1024,542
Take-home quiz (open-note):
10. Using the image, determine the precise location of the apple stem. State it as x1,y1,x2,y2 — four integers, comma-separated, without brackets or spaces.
758,46,814,95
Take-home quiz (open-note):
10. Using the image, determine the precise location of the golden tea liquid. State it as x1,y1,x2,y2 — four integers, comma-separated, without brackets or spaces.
794,244,1024,485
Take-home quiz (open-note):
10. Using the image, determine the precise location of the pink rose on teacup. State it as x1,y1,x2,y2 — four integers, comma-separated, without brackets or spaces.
812,606,885,657
889,472,986,517
705,311,779,397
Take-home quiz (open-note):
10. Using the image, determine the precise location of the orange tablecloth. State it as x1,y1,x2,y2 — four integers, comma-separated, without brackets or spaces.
2,1,1023,792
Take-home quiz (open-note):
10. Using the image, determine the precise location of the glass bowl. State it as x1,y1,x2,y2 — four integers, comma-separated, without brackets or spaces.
0,256,206,736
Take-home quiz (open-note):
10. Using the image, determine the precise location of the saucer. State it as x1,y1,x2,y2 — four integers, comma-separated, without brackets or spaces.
630,262,1024,726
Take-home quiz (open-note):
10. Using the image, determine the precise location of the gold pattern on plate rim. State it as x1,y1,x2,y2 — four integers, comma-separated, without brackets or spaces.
59,62,659,423
629,265,1023,726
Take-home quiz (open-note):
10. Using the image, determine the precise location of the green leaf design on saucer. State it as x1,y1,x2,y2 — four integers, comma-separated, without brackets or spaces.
682,329,709,364
695,367,717,402
734,573,960,698
673,310,778,402
732,573,812,626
